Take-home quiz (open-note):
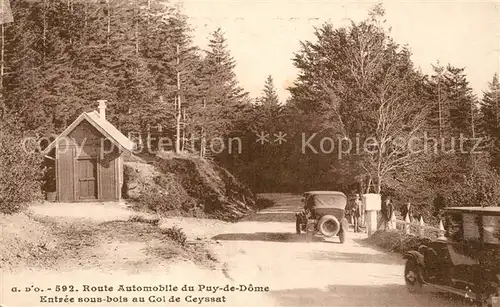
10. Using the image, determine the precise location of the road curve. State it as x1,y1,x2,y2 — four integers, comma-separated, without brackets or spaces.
208,193,475,307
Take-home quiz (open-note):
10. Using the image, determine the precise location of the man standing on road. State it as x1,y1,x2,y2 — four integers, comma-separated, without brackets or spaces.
379,196,393,230
353,194,362,233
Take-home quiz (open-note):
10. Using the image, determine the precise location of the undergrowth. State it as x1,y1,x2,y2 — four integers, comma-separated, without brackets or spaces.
123,154,257,221
365,230,433,254
161,226,188,246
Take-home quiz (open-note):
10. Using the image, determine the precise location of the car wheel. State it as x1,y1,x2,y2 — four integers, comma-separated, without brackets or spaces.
339,229,346,244
404,260,423,294
317,215,340,237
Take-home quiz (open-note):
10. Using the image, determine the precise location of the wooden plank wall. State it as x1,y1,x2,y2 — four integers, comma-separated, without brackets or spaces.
100,149,118,200
57,146,74,202
56,120,122,202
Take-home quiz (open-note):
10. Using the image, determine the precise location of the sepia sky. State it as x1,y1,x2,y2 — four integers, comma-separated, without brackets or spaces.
176,0,500,102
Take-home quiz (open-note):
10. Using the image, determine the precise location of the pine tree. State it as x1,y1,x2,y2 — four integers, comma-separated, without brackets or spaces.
194,28,249,156
259,75,279,107
252,74,281,132
444,65,478,138
480,74,500,171
137,2,204,153
426,62,451,139
3,0,51,132
2,0,195,138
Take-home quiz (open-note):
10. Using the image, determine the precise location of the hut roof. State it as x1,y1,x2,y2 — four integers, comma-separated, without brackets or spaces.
42,110,135,154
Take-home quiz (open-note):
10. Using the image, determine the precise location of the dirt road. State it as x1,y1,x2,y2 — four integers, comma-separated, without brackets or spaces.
1,196,475,307
202,193,474,307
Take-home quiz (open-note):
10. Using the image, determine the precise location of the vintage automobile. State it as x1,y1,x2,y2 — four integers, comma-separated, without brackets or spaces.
295,191,349,243
403,207,500,307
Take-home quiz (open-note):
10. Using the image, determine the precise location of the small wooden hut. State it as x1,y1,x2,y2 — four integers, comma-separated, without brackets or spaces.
42,101,135,202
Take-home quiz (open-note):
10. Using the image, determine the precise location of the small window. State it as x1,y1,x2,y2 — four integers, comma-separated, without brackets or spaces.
483,215,500,244
101,138,113,153
463,213,481,241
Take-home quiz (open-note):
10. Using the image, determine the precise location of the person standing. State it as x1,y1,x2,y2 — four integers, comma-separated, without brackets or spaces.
385,197,394,229
353,194,362,233
379,196,393,230
401,202,413,222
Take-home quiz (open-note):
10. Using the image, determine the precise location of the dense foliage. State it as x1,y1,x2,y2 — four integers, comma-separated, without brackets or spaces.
366,230,433,254
217,5,500,221
0,119,44,213
1,2,498,218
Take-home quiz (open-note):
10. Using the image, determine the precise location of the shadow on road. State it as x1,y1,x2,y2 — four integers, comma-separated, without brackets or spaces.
350,237,408,259
297,250,403,265
269,284,473,307
212,232,341,244
243,193,303,223
240,212,298,223
351,237,381,247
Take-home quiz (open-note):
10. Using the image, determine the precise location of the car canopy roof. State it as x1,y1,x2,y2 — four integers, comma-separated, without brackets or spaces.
445,206,500,216
305,191,347,209
304,191,347,195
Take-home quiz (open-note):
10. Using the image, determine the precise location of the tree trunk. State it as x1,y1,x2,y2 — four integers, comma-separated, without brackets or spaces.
366,176,372,193
357,178,363,195
106,0,110,46
175,44,181,153
181,108,186,151
68,0,73,45
0,24,4,119
438,71,442,139
200,98,206,158
471,99,477,169
43,0,47,63
134,0,139,55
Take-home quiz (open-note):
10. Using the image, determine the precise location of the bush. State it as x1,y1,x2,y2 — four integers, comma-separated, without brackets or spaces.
123,162,197,214
0,128,44,214
366,230,432,253
152,174,196,211
153,154,257,221
162,226,187,246
447,164,500,209
124,153,257,221
128,214,160,226
136,185,185,213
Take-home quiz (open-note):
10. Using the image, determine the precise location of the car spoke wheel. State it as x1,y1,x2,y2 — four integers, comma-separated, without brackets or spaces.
324,221,336,233
318,215,340,237
405,261,423,294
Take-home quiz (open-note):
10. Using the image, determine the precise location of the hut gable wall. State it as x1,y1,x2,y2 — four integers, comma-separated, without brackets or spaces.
46,103,133,203
55,120,123,201
66,121,103,157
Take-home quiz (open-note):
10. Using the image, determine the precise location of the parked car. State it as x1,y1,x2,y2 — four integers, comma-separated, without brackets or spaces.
295,191,349,243
403,206,500,307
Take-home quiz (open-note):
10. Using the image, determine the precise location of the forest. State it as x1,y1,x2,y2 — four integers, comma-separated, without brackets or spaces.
1,1,500,222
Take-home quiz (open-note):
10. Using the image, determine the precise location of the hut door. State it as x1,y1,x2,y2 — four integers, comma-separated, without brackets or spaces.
77,158,98,200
